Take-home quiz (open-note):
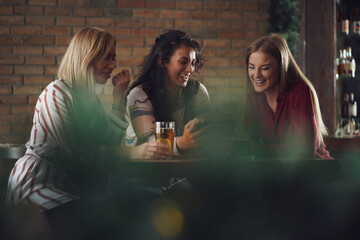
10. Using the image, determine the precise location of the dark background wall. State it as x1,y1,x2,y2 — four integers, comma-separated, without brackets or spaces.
0,0,270,144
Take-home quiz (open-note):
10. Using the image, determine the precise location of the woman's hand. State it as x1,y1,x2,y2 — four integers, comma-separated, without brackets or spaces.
128,142,170,159
176,118,208,151
112,69,130,106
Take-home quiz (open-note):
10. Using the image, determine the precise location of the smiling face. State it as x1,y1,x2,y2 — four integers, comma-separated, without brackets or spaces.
94,45,116,84
163,45,196,89
248,50,280,94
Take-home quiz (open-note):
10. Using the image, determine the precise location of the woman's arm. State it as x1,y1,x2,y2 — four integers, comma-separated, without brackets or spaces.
111,69,130,119
127,87,157,145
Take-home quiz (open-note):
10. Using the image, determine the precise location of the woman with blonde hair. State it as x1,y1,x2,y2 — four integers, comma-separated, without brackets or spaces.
7,27,169,239
244,33,331,159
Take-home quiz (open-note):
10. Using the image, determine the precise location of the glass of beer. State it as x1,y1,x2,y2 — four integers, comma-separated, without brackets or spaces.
154,121,175,158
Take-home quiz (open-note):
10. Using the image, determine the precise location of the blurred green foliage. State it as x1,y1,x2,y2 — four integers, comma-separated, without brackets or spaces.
268,0,301,56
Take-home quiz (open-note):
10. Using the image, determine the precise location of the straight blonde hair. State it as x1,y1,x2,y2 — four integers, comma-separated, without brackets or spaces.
58,27,116,91
245,33,328,146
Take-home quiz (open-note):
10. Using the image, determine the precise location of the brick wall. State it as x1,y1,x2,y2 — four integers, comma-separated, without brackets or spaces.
0,0,269,144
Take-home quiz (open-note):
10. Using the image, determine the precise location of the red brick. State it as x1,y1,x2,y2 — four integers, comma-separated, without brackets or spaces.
206,58,230,67
0,135,27,144
0,125,11,134
44,46,67,55
259,22,267,31
0,76,21,84
204,39,230,48
45,7,72,16
14,6,43,15
175,19,202,28
204,20,230,29
0,46,12,54
105,28,131,37
14,46,43,55
57,17,85,26
116,19,144,27
218,30,244,39
29,0,56,5
45,66,58,75
146,19,173,28
44,26,71,35
202,48,215,57
15,66,44,75
0,86,11,94
217,86,243,95
0,66,13,74
0,6,13,15
116,57,143,66
205,2,230,10
231,21,258,30
12,105,36,114
116,47,132,56
0,16,24,25
56,36,72,45
148,0,175,9
0,0,26,3
0,36,23,45
13,85,42,95
259,2,270,12
12,124,33,134
0,96,27,104
29,96,39,104
161,10,188,19
27,36,54,45
217,11,243,20
0,115,28,124
0,26,9,34
133,28,158,37
0,56,24,64
12,26,41,35
231,59,246,68
217,49,243,57
75,8,102,17
232,39,253,48
245,31,265,40
218,68,244,77
57,56,63,64
117,0,146,8
26,16,55,25
233,3,258,11
204,77,230,86
58,0,86,6
205,86,216,95
133,47,151,56
24,75,51,84
87,17,114,27
229,76,246,87
245,12,269,21
177,1,202,9
190,11,215,19
201,67,217,77
27,56,55,65
116,37,144,47
145,37,157,47
133,9,159,18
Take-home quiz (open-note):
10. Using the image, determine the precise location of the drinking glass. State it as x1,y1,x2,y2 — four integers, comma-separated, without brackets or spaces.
154,121,175,158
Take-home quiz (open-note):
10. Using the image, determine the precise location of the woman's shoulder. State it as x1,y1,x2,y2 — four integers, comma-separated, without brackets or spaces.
128,85,148,98
289,81,309,93
127,85,151,106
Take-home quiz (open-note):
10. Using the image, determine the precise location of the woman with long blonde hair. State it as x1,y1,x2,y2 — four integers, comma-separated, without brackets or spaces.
244,33,331,159
7,27,169,239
